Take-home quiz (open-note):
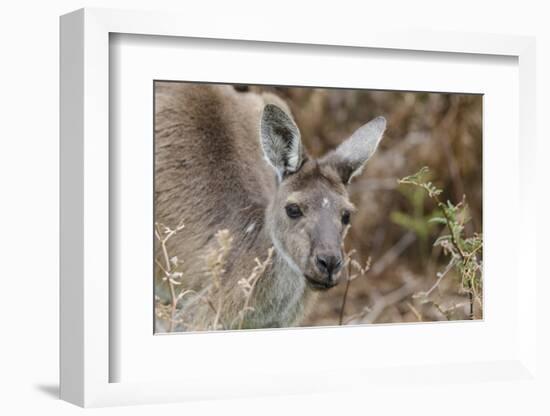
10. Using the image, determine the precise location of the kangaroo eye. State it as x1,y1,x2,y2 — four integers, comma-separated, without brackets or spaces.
285,204,303,219
342,211,351,225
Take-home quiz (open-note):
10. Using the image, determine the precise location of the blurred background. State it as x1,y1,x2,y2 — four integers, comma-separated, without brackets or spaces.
246,85,483,325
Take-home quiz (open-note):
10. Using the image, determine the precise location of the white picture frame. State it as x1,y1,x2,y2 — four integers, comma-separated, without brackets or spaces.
60,7,538,408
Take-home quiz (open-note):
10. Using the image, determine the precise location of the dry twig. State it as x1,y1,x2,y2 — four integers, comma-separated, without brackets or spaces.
154,220,185,332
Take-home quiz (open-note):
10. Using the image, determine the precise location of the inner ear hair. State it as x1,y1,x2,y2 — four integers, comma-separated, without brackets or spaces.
260,104,305,180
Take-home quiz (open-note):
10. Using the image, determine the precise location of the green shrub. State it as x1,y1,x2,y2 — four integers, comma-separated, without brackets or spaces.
398,167,483,319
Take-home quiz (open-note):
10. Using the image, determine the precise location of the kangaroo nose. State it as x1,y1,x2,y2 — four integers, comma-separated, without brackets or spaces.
315,254,343,276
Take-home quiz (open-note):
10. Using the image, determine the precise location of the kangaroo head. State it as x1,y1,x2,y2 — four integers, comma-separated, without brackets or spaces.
260,104,386,291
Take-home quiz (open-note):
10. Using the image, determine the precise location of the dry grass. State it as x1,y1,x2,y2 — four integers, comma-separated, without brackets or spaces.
155,224,274,332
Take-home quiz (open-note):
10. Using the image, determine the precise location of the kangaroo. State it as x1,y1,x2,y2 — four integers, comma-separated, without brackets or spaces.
155,82,386,331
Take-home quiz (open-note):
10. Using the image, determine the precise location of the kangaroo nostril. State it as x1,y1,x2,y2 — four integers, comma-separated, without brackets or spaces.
315,255,343,276
316,255,328,272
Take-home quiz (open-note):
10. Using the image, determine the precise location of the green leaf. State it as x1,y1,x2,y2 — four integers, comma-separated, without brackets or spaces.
428,217,447,225
434,234,452,247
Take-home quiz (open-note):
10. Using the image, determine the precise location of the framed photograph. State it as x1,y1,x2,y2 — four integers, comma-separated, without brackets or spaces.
60,8,538,408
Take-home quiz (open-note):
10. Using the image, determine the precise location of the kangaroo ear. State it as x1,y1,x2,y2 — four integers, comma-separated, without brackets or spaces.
321,116,386,184
260,104,305,181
